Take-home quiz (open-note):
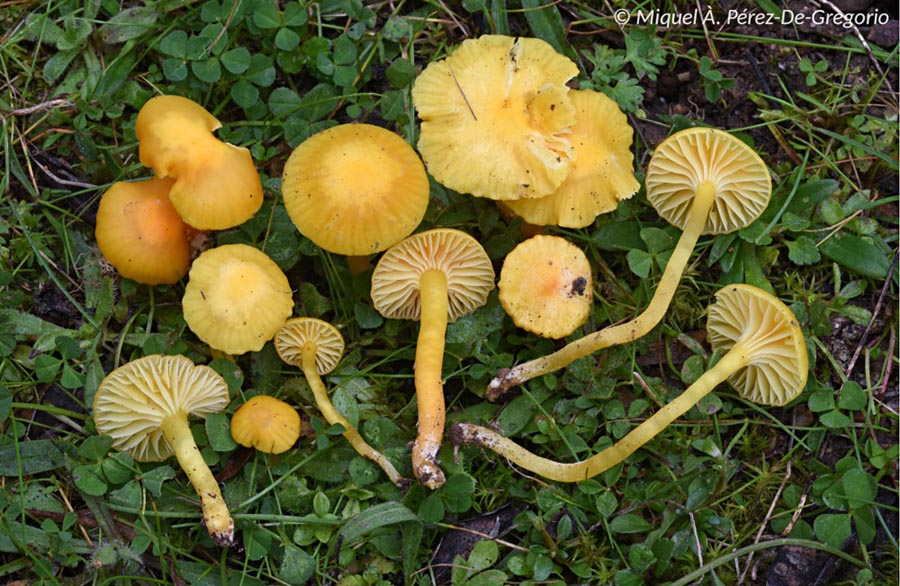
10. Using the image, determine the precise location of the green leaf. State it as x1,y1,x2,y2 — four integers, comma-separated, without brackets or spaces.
0,439,66,475
275,27,300,52
353,301,383,330
813,513,852,549
140,465,176,496
842,468,877,507
520,0,570,58
268,86,302,117
820,233,890,279
96,6,157,44
253,2,282,28
786,236,821,265
626,249,653,279
280,545,315,585
78,434,113,460
220,47,251,74
191,58,221,83
837,381,867,411
337,501,419,547
231,79,260,109
609,513,652,534
284,2,309,26
159,30,188,58
819,410,851,428
205,412,237,452
386,58,415,88
163,58,188,82
73,463,108,496
808,390,835,412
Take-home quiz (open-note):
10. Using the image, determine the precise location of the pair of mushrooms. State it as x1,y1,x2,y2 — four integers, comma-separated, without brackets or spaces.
95,95,263,285
451,127,809,481
412,34,640,229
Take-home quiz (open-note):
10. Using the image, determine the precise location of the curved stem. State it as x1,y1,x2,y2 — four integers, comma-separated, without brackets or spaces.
413,269,449,489
456,345,748,482
300,344,406,487
161,414,234,546
487,182,718,399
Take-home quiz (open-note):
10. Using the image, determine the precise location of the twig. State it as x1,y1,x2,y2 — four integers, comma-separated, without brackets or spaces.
6,99,75,117
845,251,898,378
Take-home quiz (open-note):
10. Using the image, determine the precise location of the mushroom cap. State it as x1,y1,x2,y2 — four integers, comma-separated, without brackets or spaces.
371,228,495,323
498,235,592,339
504,89,639,228
93,354,229,462
182,244,294,355
706,284,808,407
281,123,430,256
230,395,301,454
135,95,263,230
274,317,345,375
95,177,192,285
412,35,579,201
644,127,772,235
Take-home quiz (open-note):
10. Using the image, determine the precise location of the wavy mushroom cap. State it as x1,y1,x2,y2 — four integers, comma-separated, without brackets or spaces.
504,89,640,228
281,123,429,256
499,235,592,339
644,127,772,235
412,35,579,201
93,354,229,462
230,395,301,454
182,244,294,355
135,95,263,230
95,177,193,285
274,318,345,374
371,229,495,323
706,284,808,407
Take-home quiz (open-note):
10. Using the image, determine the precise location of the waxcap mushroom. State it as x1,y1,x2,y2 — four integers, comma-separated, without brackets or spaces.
487,126,773,398
504,89,640,228
274,317,406,486
182,244,293,355
230,395,301,454
412,35,579,201
371,228,496,323
92,354,234,545
135,95,263,230
95,176,193,285
498,235,592,339
371,228,495,489
281,123,429,257
645,126,771,235
452,283,808,482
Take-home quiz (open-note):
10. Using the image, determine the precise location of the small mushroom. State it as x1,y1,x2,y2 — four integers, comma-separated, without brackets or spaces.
371,229,495,488
92,354,234,546
498,235,592,339
230,395,301,455
412,35,579,200
503,88,640,228
274,317,405,487
281,123,429,274
182,244,294,355
135,95,263,230
488,127,772,398
453,284,808,482
95,176,196,285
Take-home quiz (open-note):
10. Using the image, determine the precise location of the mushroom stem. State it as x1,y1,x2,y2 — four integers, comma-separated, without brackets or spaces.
454,343,747,482
412,268,450,489
300,343,406,487
161,413,234,546
487,181,718,399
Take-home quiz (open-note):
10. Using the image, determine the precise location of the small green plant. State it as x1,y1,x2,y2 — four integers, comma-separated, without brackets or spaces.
697,55,736,103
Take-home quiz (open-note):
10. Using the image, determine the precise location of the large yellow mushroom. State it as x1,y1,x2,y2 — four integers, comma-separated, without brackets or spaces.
412,35,579,201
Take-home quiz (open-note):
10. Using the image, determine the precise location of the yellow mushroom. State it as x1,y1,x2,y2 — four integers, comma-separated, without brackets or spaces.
371,229,495,489
274,317,406,487
412,35,579,201
94,176,195,285
93,355,235,546
230,395,302,455
135,95,263,230
280,123,429,274
498,235,592,340
182,244,294,355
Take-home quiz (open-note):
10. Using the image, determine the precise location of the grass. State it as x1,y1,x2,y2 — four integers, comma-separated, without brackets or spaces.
1,0,898,584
